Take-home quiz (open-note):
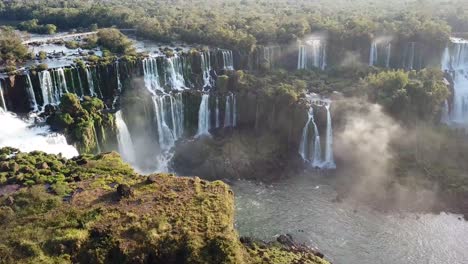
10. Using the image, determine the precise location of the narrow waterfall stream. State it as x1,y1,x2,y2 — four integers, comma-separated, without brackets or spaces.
196,94,211,137
26,74,38,112
115,110,137,165
0,82,7,111
369,41,378,66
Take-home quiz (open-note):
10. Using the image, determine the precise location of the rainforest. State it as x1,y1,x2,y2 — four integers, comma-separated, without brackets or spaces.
0,0,467,263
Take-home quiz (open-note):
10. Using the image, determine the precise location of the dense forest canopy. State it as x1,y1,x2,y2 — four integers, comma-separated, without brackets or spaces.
0,0,466,50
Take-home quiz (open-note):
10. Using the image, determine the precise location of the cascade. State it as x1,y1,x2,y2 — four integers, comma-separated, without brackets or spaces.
215,97,220,128
92,123,101,153
153,95,175,151
116,61,122,92
221,50,234,70
369,41,378,66
297,45,307,69
55,68,68,94
298,107,322,167
166,56,186,90
233,94,237,127
86,67,96,96
311,108,322,167
322,103,336,169
0,82,7,111
39,70,57,106
26,74,38,112
441,38,468,125
143,57,163,94
92,67,103,98
298,109,312,161
403,42,416,70
223,93,237,127
441,99,450,124
263,46,280,69
115,110,137,164
201,52,213,88
196,94,211,137
0,109,78,158
224,94,232,127
76,68,84,97
169,93,184,140
385,43,392,68
297,40,326,70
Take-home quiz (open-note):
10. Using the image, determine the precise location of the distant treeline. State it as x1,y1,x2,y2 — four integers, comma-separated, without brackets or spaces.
0,0,466,52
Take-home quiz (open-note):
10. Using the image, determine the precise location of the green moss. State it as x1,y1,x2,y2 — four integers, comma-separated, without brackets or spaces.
0,150,329,264
47,94,117,154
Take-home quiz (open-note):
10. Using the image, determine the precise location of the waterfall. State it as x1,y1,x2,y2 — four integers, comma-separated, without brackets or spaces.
169,93,184,139
92,123,101,153
38,70,56,106
0,109,78,158
196,94,211,137
322,103,336,169
224,94,232,127
26,74,38,112
153,95,175,150
166,56,186,90
55,68,68,94
143,57,163,94
0,82,7,111
297,45,307,69
369,41,378,66
223,93,237,127
86,67,96,96
76,68,84,97
385,43,392,68
298,109,312,161
201,52,213,88
233,94,237,127
441,38,468,126
221,50,234,70
116,61,122,92
215,97,220,128
298,40,326,70
403,42,416,70
115,110,136,164
92,67,103,98
298,107,322,167
441,99,450,124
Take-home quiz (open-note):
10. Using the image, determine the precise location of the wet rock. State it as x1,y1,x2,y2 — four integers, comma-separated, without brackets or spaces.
117,184,134,199
0,162,9,172
146,175,158,184
277,234,295,247
36,162,49,170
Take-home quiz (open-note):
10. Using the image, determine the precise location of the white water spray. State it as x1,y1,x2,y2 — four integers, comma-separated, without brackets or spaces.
0,109,78,158
115,110,136,164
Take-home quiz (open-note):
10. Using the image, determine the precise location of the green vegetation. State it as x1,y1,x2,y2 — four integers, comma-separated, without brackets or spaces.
367,69,449,122
47,94,117,154
0,149,329,264
0,0,465,52
97,28,135,55
17,19,57,34
0,27,30,66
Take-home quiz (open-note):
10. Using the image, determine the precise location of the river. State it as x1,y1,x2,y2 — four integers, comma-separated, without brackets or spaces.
233,173,468,264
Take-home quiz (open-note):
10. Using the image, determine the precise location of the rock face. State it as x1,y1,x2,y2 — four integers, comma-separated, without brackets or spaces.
0,148,330,264
46,93,118,154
